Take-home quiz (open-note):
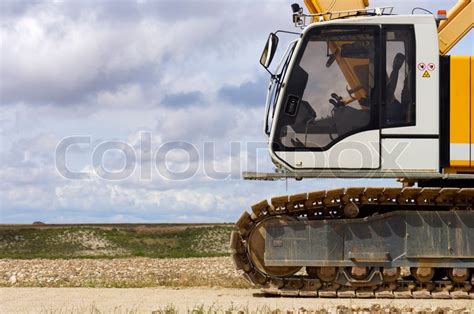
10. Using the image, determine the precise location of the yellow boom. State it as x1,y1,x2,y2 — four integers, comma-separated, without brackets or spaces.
303,0,369,14
438,0,473,55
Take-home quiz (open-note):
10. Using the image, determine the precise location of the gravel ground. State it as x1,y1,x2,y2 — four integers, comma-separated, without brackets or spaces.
0,257,249,288
1,287,473,313
1,258,473,313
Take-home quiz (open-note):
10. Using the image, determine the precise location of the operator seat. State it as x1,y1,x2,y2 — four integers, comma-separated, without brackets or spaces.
386,53,405,104
385,53,408,124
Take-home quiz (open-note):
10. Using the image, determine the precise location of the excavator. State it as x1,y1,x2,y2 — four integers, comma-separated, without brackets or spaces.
231,0,474,298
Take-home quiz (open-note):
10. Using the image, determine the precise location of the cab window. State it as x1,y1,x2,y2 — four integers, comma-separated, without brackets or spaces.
382,26,416,127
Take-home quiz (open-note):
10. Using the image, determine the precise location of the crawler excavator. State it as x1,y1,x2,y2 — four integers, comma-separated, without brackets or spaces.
231,0,474,298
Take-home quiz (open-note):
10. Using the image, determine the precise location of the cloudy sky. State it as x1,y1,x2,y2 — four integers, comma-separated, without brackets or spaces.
1,0,472,223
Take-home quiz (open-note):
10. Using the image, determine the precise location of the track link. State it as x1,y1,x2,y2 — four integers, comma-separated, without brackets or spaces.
230,187,474,299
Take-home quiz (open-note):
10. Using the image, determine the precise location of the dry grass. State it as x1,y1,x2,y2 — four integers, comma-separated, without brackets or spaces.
153,304,473,314
37,303,139,314
0,224,234,259
30,304,473,314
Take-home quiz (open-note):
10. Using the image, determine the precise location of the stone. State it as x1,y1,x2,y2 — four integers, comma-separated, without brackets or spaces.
9,275,17,284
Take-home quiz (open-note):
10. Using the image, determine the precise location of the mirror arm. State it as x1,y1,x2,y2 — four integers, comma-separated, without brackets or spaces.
262,68,281,84
272,73,283,85
275,30,301,36
262,66,274,77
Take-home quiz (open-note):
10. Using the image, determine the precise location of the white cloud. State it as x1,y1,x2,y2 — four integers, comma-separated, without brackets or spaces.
96,84,146,108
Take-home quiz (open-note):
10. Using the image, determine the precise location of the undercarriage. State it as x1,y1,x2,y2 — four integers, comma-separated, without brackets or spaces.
231,187,474,298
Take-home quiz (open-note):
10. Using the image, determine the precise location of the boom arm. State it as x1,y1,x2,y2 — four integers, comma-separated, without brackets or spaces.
438,0,473,55
303,0,369,14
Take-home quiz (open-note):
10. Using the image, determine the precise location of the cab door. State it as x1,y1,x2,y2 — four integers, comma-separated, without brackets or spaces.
270,24,381,171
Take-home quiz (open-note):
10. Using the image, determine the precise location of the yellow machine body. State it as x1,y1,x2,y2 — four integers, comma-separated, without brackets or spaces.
449,56,474,170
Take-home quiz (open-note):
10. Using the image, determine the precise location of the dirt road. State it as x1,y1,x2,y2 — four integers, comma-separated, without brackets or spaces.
2,287,473,313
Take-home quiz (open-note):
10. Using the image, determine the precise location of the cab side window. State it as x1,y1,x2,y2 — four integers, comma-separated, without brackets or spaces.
383,27,416,128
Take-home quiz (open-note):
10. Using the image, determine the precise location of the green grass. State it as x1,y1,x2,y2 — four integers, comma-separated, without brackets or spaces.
0,224,234,259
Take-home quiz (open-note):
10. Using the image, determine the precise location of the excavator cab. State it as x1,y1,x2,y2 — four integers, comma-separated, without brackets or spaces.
261,11,427,172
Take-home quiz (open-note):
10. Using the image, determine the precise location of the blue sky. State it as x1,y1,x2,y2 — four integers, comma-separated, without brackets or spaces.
0,0,472,223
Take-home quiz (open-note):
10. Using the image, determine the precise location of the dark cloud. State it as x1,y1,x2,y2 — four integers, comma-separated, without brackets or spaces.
1,63,157,107
218,75,267,107
0,1,274,26
161,91,204,107
0,0,35,19
0,0,291,110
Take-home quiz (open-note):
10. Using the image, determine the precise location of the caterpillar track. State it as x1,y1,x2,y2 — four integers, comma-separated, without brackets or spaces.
230,187,474,299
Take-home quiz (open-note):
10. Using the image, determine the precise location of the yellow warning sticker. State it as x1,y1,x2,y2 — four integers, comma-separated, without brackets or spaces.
422,70,431,78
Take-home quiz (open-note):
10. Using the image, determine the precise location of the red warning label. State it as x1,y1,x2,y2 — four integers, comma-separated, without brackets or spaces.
417,63,426,71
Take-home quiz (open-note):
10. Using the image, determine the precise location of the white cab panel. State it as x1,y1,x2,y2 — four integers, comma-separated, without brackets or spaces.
274,130,380,169
381,139,439,171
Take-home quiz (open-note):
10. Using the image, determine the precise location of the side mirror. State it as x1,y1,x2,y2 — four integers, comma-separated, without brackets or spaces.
260,33,279,69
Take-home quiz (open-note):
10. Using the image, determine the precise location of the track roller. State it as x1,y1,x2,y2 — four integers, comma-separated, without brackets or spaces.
448,268,471,283
316,267,338,282
411,267,435,283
